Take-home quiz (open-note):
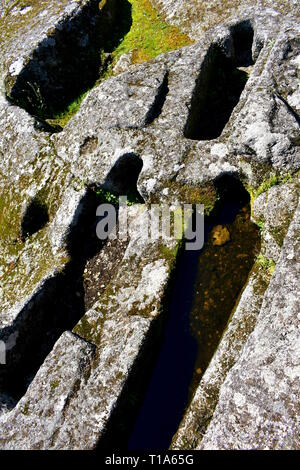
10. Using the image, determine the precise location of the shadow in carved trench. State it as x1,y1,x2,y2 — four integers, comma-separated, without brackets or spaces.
97,174,261,451
6,0,132,127
0,153,143,404
184,20,255,141
145,72,169,126
21,197,49,240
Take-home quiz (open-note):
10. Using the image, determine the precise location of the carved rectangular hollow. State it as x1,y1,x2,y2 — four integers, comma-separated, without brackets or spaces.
184,21,255,141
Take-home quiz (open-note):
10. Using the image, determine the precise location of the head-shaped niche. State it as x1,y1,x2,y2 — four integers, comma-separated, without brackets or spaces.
21,197,49,240
103,153,144,202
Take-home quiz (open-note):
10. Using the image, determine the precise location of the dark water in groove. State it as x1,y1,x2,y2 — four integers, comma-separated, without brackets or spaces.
127,178,260,451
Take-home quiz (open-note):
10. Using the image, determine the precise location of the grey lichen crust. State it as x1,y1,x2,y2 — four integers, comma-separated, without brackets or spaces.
0,331,96,448
0,0,299,450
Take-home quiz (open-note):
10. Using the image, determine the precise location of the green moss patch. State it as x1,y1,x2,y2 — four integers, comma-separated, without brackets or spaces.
248,170,300,204
50,380,60,393
0,151,71,313
157,181,218,216
94,187,141,206
21,402,30,416
112,0,192,65
256,253,276,276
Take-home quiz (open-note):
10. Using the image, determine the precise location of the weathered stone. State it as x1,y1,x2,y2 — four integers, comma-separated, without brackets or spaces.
151,0,299,41
252,178,300,262
0,331,95,449
113,51,134,75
